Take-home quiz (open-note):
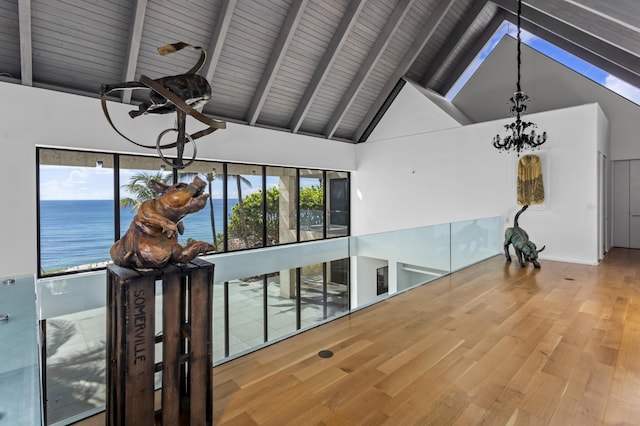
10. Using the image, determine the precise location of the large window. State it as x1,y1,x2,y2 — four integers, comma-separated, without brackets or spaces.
38,150,115,275
37,148,350,277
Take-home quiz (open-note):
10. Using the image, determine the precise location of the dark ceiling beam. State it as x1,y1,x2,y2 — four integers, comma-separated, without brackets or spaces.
289,0,366,134
17,0,32,86
491,0,640,86
203,0,237,83
354,0,457,142
567,0,640,33
419,0,489,88
504,13,640,91
246,0,309,126
120,0,147,104
524,0,640,57
437,10,506,97
324,0,417,140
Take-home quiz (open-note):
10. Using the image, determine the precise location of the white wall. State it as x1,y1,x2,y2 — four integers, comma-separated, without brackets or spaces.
353,99,606,265
367,79,465,142
0,80,608,278
0,82,356,278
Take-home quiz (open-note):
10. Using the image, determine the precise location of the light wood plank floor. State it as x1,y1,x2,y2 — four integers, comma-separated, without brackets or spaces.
77,248,640,425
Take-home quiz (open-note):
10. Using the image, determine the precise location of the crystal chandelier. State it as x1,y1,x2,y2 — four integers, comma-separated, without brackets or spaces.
493,0,547,155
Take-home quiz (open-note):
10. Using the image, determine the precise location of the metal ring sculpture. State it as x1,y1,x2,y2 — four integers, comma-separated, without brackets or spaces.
100,42,225,170
156,128,196,169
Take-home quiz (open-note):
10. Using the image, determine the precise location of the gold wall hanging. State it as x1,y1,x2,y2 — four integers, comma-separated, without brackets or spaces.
517,154,544,205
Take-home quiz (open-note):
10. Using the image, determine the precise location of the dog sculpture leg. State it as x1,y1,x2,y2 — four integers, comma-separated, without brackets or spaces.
504,242,512,262
515,248,526,267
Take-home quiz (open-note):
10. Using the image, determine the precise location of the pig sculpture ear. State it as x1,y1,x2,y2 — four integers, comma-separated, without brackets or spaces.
150,180,170,195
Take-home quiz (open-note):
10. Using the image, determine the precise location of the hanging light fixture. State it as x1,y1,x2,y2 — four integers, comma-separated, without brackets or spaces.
493,0,547,155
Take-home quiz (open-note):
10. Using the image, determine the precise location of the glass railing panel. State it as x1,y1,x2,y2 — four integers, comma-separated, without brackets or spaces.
227,277,265,358
266,270,297,344
0,274,42,426
32,216,501,425
202,238,349,283
450,216,502,271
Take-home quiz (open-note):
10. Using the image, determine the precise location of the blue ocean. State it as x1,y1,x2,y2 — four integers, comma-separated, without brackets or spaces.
39,199,236,272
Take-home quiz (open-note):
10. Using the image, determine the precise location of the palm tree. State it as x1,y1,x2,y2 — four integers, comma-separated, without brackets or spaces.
228,173,252,247
120,171,171,211
206,171,220,251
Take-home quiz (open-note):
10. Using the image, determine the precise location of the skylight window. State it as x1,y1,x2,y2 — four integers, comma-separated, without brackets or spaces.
446,21,640,105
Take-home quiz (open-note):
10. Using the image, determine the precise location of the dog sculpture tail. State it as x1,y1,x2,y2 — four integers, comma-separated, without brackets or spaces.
514,205,528,228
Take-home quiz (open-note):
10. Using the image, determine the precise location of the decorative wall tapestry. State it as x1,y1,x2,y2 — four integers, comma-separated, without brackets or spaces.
517,154,544,205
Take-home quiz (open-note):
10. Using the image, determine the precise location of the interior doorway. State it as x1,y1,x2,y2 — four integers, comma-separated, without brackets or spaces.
613,159,640,249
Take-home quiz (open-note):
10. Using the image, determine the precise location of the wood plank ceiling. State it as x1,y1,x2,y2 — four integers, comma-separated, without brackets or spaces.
1,0,638,143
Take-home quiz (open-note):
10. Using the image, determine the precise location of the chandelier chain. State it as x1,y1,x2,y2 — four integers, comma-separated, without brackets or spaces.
492,0,548,155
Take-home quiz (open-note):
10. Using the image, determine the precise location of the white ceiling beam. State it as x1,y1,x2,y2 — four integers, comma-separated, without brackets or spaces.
354,0,457,142
17,0,32,86
324,0,416,139
246,0,309,126
203,0,237,82
289,0,367,133
120,0,147,104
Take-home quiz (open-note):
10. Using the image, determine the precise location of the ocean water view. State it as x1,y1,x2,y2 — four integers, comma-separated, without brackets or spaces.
39,199,236,273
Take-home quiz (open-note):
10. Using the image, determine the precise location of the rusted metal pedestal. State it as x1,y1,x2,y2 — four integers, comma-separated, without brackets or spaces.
106,259,213,426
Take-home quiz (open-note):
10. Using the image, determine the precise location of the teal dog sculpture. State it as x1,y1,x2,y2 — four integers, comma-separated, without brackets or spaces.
504,205,545,268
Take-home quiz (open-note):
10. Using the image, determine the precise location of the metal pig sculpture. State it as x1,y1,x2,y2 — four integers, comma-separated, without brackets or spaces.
503,205,545,268
110,176,214,269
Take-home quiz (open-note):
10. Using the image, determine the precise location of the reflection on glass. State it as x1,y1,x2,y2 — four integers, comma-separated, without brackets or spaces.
228,277,264,357
38,149,115,275
213,281,226,362
45,307,107,424
266,166,298,246
299,169,324,242
266,270,297,341
300,263,324,327
227,164,263,251
326,171,349,238
327,258,349,317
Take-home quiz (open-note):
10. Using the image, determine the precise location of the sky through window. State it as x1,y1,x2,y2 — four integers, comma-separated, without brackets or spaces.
446,21,640,105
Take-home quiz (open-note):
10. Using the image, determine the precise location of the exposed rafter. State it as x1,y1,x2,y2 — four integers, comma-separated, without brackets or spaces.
324,0,417,139
419,0,489,87
505,13,640,91
524,0,640,58
289,0,366,134
355,0,457,142
17,0,32,86
203,0,237,83
438,11,506,96
1,0,637,145
120,0,147,104
245,0,309,126
492,0,640,89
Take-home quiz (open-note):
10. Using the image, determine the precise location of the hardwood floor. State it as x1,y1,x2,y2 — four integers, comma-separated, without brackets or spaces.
77,248,640,425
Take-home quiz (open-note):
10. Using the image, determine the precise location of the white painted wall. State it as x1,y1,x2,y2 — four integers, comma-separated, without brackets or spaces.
0,82,356,278
353,99,606,265
367,79,465,142
0,80,608,279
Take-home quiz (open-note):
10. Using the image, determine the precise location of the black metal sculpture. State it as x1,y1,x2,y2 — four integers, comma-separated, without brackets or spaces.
100,42,225,169
504,205,545,268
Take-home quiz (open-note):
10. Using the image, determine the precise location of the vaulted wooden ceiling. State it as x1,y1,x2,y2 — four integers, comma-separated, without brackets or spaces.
1,0,638,143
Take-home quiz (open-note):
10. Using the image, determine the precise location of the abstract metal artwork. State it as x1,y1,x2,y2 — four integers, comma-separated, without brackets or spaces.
100,42,226,169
